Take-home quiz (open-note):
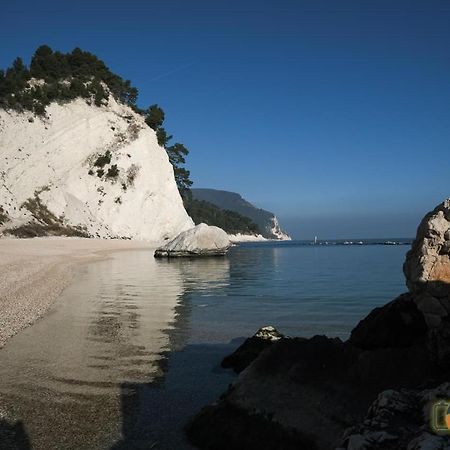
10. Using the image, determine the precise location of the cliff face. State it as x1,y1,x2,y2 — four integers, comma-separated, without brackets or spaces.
0,96,193,241
191,188,291,240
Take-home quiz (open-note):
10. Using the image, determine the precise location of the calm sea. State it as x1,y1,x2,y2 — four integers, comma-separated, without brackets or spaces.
0,241,411,449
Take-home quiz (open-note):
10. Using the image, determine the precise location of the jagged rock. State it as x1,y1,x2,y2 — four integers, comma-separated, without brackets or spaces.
338,383,450,449
154,223,231,257
404,199,450,326
221,326,284,373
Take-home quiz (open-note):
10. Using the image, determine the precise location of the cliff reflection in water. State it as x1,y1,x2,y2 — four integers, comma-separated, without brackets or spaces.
0,249,231,450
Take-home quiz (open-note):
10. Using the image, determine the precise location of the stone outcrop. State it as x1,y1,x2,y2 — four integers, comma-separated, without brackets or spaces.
221,326,284,373
185,200,450,450
338,383,450,450
154,223,231,257
404,199,450,327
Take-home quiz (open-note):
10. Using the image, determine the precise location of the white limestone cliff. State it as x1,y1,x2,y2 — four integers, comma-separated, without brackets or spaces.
0,96,194,242
268,216,291,241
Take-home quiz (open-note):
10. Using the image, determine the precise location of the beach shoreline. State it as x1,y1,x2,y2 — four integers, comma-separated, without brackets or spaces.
0,237,155,349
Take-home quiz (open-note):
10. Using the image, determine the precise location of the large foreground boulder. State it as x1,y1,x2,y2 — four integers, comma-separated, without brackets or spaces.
154,223,231,257
186,332,440,450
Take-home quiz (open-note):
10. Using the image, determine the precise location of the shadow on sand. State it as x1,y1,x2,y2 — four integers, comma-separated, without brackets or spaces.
0,419,31,450
110,340,241,450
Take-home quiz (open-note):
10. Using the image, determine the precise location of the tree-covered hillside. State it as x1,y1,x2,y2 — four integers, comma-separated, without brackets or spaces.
185,197,260,235
191,188,290,239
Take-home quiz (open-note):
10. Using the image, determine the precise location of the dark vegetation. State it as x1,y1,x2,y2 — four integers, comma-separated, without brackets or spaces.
185,198,260,235
0,206,8,225
0,45,137,115
89,150,119,180
106,164,119,179
93,150,112,168
7,194,90,238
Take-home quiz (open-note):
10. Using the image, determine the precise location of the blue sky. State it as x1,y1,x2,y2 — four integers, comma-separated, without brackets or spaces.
1,0,450,239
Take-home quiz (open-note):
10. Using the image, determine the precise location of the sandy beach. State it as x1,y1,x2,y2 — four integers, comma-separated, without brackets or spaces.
0,237,153,348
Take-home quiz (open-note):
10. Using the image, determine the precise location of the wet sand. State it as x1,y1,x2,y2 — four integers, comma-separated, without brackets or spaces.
0,237,153,348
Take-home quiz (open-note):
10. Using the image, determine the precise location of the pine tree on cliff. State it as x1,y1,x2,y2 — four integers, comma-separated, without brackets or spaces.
145,104,165,131
166,143,193,197
156,127,172,147
144,105,192,198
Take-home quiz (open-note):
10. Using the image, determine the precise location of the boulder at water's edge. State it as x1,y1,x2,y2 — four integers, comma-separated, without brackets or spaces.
154,223,231,257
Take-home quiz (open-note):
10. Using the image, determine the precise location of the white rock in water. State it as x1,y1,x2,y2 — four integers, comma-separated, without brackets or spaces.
154,223,231,257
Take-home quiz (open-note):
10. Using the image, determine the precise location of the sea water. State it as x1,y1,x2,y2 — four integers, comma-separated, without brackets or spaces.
0,242,409,449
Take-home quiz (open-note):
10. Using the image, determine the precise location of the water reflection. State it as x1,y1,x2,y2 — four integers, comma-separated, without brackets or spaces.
157,257,230,293
0,250,231,449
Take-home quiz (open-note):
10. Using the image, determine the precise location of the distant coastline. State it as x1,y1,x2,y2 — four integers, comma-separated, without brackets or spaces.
239,238,413,247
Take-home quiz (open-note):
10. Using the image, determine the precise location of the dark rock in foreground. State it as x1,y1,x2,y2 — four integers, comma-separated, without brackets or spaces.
338,383,450,449
349,293,428,350
186,402,317,450
221,326,284,373
186,199,450,450
187,328,443,449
